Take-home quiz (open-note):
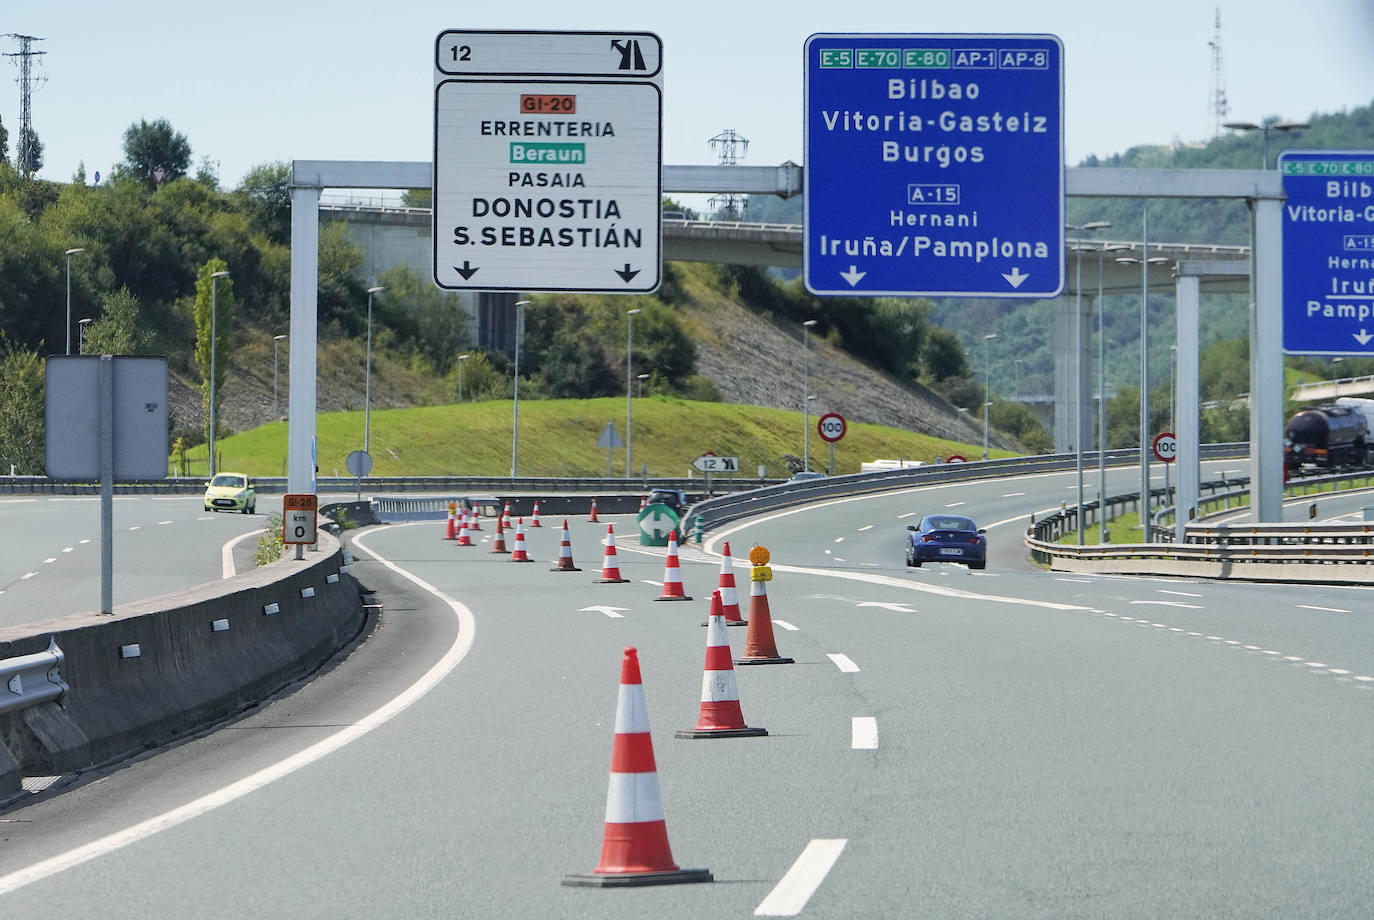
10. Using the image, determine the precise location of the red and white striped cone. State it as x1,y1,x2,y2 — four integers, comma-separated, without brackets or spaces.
489,517,509,554
563,647,712,888
550,519,582,572
589,498,599,522
456,508,473,546
468,505,482,531
716,542,746,626
443,504,456,540
595,524,630,583
510,518,533,562
501,502,512,531
736,576,793,665
530,501,543,527
676,592,767,739
653,533,692,602
639,496,648,511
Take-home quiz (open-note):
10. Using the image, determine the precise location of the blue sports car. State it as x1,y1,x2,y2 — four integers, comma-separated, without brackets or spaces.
905,514,987,570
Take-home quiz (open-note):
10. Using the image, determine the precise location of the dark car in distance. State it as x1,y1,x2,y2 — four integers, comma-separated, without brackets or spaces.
646,488,688,518
905,514,987,570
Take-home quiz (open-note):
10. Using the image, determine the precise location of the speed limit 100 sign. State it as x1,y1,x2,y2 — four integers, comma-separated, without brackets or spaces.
282,493,318,545
817,412,847,443
1152,432,1178,464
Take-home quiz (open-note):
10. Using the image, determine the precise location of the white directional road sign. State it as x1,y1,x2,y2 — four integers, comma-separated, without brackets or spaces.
433,30,663,293
692,455,739,472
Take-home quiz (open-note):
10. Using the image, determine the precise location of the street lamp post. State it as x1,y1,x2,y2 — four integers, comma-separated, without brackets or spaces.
208,270,231,477
457,353,469,403
273,334,287,419
1115,242,1171,542
65,247,86,355
512,300,530,478
637,373,649,398
1068,221,1110,544
78,318,93,355
982,333,997,460
626,308,642,478
1222,119,1310,170
802,320,818,471
364,286,384,455
1098,242,1129,543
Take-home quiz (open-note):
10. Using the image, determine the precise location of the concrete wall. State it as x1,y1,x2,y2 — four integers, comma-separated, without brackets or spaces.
0,532,366,802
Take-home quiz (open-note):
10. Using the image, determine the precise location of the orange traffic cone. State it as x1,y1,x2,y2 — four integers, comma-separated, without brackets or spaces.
595,524,630,583
589,498,599,522
653,533,692,601
456,508,473,546
550,519,582,572
530,501,543,527
468,505,482,531
489,517,509,554
639,496,648,511
510,518,533,562
563,648,712,888
677,592,767,739
736,575,793,665
716,543,746,626
443,503,456,540
501,502,512,531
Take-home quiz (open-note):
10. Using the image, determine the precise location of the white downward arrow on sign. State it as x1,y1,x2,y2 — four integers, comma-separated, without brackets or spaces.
856,601,916,613
579,605,628,618
1002,267,1028,288
840,265,867,287
1355,329,1373,345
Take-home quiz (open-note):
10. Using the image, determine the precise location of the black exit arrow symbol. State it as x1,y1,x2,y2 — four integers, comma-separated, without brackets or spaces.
454,262,479,281
614,263,640,283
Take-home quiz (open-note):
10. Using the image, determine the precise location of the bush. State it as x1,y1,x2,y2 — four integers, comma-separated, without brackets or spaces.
255,512,284,566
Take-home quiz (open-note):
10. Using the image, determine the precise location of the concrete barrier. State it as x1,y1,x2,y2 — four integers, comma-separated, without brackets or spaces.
0,531,366,802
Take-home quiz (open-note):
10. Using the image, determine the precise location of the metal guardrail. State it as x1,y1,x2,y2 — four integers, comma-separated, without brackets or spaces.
0,475,774,496
0,639,68,717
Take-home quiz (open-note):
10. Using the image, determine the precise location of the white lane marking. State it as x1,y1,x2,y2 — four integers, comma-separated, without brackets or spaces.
127,526,141,531
0,498,38,503
856,601,916,613
1330,669,1351,675
78,539,91,544
944,501,965,508
1129,600,1203,609
858,524,874,532
1002,491,1026,497
827,653,860,673
20,572,37,580
755,839,848,917
772,619,799,631
1299,605,1351,613
0,524,476,897
1306,662,1328,668
899,512,919,518
580,606,627,618
851,717,878,750
1055,577,1092,583
221,529,265,579
642,580,663,587
62,547,73,553
1358,676,1374,683
833,537,845,543
158,520,173,526
1157,590,1204,597
834,557,846,563
824,549,832,555
42,558,56,564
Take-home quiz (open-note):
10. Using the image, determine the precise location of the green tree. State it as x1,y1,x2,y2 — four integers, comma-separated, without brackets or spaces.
233,161,291,244
0,346,44,473
0,115,9,161
83,287,148,355
116,119,193,189
375,265,470,372
922,326,968,380
15,126,42,176
192,259,234,441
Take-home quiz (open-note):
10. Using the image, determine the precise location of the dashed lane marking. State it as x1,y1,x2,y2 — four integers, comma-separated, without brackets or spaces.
772,619,799,631
851,717,878,750
1299,605,1351,613
755,839,848,917
858,525,874,532
827,653,861,673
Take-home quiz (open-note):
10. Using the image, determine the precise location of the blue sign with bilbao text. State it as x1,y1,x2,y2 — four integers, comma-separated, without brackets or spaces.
1279,149,1374,355
804,34,1064,298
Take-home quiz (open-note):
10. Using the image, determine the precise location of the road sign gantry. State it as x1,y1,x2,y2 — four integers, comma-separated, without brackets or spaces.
804,33,1064,299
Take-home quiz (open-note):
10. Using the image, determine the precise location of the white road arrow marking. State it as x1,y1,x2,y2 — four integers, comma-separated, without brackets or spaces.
840,265,867,287
1355,328,1373,345
856,601,916,613
579,605,628,618
1002,266,1028,288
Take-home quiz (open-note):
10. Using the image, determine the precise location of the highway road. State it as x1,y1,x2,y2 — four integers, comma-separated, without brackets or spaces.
3,463,1374,918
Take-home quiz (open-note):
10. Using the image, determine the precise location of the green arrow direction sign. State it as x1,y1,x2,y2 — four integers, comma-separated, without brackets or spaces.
637,503,679,546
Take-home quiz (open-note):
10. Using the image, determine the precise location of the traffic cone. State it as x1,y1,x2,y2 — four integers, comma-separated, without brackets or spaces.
676,592,767,739
589,498,599,522
456,508,473,546
596,524,630,583
530,501,543,527
736,576,793,665
510,518,533,562
443,504,456,540
639,496,648,511
489,517,509,554
703,543,745,626
653,533,692,602
501,502,512,531
563,648,712,888
550,519,582,572
468,505,482,531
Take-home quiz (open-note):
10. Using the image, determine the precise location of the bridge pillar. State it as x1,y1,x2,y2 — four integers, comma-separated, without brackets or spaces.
1053,296,1094,454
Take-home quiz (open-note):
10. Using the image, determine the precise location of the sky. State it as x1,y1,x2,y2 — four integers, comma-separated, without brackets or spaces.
3,0,1372,196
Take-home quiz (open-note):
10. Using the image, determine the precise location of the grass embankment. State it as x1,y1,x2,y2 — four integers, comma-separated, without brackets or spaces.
180,396,1003,479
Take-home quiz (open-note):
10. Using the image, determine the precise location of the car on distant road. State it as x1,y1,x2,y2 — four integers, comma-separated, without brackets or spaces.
204,473,256,514
789,470,826,482
905,514,986,569
645,488,688,518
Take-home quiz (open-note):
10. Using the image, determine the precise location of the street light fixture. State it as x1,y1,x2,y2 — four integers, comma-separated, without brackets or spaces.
512,300,530,478
208,270,231,477
273,334,287,419
982,333,997,460
364,286,384,455
78,318,93,355
65,247,86,355
802,320,818,472
637,373,649,398
1067,221,1110,543
1222,119,1310,170
457,353,469,403
626,308,642,478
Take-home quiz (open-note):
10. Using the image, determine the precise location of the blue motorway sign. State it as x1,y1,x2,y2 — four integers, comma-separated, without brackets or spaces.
1279,149,1374,355
804,34,1064,298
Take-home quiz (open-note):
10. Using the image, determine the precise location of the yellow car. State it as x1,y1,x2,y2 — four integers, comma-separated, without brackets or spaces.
204,472,257,514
